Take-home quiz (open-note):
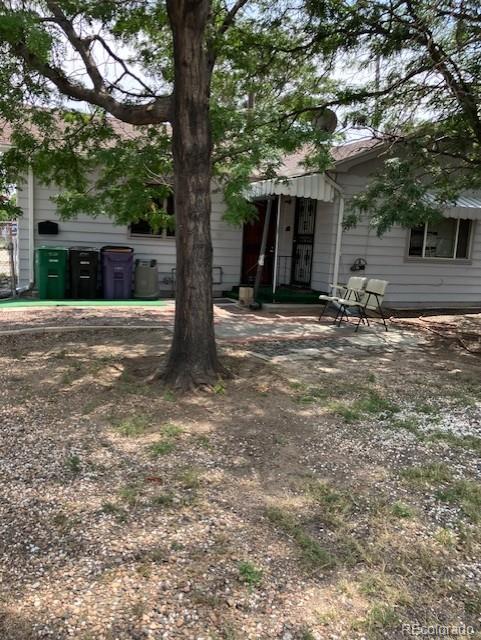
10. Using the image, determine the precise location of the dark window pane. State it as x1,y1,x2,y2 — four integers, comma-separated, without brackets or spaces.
456,219,471,258
129,194,175,237
409,225,425,256
130,218,160,236
165,195,175,236
166,194,174,215
425,218,457,258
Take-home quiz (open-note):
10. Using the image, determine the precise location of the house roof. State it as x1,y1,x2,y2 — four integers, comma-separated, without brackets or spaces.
248,139,385,201
276,137,386,179
0,113,141,149
1,114,385,168
0,121,13,147
277,147,311,177
1,113,390,197
331,138,385,163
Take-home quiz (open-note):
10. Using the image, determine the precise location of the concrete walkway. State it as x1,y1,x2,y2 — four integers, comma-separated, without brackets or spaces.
212,307,424,362
0,300,425,361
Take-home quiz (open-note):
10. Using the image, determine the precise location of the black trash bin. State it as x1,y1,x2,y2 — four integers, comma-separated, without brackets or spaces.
69,247,99,299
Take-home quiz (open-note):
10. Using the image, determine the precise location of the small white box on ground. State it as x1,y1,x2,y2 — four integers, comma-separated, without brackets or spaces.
238,286,254,306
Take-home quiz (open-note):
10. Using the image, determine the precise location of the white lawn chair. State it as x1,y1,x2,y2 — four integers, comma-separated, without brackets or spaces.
337,278,389,332
318,276,367,321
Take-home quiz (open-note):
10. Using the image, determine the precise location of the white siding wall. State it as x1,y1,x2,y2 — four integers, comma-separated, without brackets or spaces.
17,159,481,307
335,169,481,308
17,176,243,294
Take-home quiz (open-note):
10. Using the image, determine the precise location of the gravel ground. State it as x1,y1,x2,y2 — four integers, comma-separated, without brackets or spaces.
0,320,481,639
0,306,176,331
0,303,319,333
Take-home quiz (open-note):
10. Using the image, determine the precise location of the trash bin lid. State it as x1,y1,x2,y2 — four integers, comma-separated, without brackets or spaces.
135,259,157,267
37,246,68,252
101,245,134,253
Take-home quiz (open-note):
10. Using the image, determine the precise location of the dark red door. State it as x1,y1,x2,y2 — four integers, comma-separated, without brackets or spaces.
241,201,276,285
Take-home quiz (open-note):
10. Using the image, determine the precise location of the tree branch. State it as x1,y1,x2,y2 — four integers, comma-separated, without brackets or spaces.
278,62,434,123
89,34,158,97
10,41,172,125
218,0,250,36
45,0,104,92
404,0,481,142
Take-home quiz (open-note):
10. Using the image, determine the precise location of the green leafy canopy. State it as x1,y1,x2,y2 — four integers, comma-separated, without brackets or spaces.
2,1,479,235
308,0,481,232
0,1,340,228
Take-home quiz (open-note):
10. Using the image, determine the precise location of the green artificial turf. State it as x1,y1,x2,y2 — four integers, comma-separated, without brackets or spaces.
224,286,322,304
0,298,168,309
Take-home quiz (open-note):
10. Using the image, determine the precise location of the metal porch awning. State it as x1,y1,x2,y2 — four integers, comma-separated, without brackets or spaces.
246,173,338,302
426,193,481,220
248,172,335,202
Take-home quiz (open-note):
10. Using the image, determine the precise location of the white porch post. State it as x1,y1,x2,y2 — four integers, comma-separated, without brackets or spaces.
331,193,344,295
272,195,282,300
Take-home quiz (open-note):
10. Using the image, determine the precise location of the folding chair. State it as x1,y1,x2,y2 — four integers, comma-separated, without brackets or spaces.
336,278,389,332
318,276,367,321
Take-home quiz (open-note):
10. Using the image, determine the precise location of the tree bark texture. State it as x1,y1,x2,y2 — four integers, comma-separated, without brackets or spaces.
162,0,226,389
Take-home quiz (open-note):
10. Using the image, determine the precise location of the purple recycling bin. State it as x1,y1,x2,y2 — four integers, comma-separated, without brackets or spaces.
101,246,134,299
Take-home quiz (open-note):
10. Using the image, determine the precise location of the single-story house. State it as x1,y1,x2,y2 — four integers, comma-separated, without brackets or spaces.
3,125,481,308
246,139,481,308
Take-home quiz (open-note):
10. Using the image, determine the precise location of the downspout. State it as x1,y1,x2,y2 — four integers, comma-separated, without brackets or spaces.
8,238,17,297
27,167,35,288
324,174,345,295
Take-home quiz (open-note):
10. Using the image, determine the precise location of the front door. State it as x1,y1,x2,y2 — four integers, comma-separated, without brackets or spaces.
291,197,316,286
241,201,277,285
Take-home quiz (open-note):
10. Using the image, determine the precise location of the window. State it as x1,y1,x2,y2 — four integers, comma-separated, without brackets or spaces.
408,218,472,260
130,195,175,238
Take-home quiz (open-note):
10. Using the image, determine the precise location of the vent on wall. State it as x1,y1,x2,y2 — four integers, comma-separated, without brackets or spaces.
38,220,59,235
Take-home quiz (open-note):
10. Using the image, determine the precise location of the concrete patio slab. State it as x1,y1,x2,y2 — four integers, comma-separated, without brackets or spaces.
0,301,426,362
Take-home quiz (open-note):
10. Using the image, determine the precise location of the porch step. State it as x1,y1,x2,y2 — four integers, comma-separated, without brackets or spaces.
261,302,323,313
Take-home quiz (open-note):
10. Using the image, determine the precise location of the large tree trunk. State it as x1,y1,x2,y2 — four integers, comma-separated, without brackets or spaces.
162,0,226,390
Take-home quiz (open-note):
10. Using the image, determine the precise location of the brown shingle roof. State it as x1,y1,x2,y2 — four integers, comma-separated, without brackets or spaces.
0,113,142,148
277,146,313,177
1,115,384,174
277,138,385,178
331,138,384,163
0,121,13,147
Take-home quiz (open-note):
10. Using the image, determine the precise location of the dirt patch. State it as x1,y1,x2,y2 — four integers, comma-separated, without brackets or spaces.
0,326,481,639
392,312,481,354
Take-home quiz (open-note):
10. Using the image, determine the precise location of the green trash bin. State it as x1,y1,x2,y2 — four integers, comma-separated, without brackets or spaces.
35,246,69,299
